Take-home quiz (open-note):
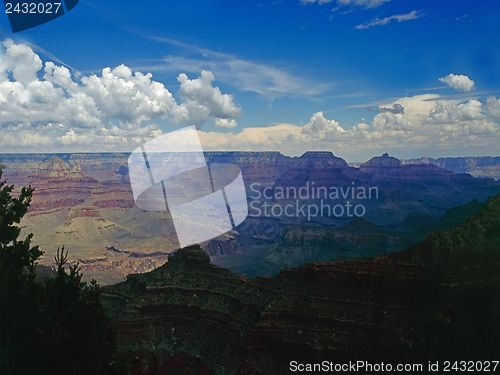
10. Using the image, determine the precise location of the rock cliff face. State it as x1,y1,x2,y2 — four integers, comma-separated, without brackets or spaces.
103,246,267,374
206,151,293,186
1,155,172,284
103,194,500,375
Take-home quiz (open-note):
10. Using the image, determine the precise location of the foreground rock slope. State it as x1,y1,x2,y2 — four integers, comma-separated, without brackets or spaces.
102,194,500,374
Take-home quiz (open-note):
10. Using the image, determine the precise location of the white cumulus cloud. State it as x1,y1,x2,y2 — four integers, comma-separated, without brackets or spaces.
486,96,500,119
0,39,240,151
302,111,346,140
214,118,238,129
439,73,475,92
177,70,240,125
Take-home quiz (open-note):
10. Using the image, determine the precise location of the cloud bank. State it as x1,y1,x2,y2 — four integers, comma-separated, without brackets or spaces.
199,93,500,161
0,39,240,151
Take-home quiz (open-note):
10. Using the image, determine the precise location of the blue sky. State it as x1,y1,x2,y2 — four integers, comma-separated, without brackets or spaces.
0,0,499,160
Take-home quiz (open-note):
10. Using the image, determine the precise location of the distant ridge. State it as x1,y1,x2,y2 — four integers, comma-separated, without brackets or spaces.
361,152,401,168
402,156,500,179
2,152,500,175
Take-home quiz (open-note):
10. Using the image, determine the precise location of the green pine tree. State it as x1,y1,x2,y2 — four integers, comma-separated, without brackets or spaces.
0,169,42,373
0,167,116,374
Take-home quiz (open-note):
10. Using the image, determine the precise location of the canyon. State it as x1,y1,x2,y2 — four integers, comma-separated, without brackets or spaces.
1,152,499,284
